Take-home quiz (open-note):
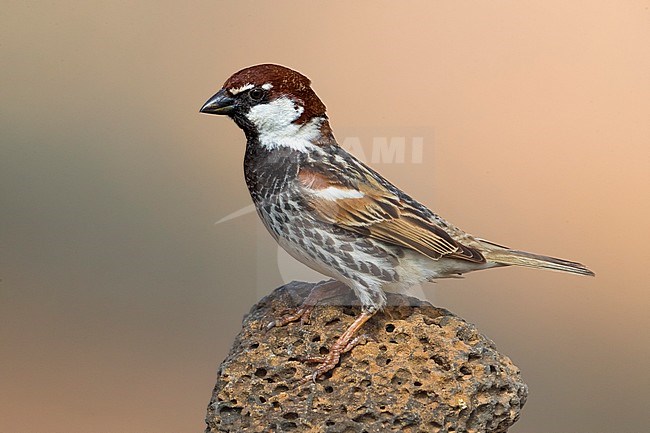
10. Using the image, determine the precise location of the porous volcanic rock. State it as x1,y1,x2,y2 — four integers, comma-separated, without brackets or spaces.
206,281,527,433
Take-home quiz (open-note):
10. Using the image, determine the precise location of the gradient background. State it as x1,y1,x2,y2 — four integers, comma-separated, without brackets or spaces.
2,1,649,432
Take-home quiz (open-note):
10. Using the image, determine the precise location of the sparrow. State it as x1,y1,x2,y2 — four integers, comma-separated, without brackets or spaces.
200,64,594,382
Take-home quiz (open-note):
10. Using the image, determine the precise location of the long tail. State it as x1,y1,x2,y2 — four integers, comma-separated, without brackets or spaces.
479,240,595,277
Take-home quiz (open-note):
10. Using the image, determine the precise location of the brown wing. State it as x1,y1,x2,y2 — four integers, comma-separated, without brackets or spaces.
297,165,485,263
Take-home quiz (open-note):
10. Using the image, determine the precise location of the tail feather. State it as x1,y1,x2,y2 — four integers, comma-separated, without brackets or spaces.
481,243,595,277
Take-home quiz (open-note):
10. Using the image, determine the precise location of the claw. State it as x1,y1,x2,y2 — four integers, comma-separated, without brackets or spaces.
295,350,342,387
293,310,376,387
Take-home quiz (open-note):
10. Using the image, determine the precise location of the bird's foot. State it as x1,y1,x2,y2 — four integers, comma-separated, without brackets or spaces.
297,310,375,386
297,347,344,386
299,333,372,363
265,304,315,330
264,280,348,331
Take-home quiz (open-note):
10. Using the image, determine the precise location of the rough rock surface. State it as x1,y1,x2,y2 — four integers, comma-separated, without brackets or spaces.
206,281,528,433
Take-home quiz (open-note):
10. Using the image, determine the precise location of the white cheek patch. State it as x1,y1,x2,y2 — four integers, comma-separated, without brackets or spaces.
246,97,303,130
245,97,321,153
312,187,365,200
229,83,254,95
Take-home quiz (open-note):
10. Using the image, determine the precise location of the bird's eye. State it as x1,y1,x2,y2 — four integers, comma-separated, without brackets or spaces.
249,88,265,101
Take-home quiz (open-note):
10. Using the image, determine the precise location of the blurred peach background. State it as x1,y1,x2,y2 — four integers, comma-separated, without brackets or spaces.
1,1,649,432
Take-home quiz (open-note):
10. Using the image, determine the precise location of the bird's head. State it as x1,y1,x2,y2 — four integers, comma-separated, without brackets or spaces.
200,64,333,149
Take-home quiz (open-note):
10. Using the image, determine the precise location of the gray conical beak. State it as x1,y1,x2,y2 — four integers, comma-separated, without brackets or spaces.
200,89,236,115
